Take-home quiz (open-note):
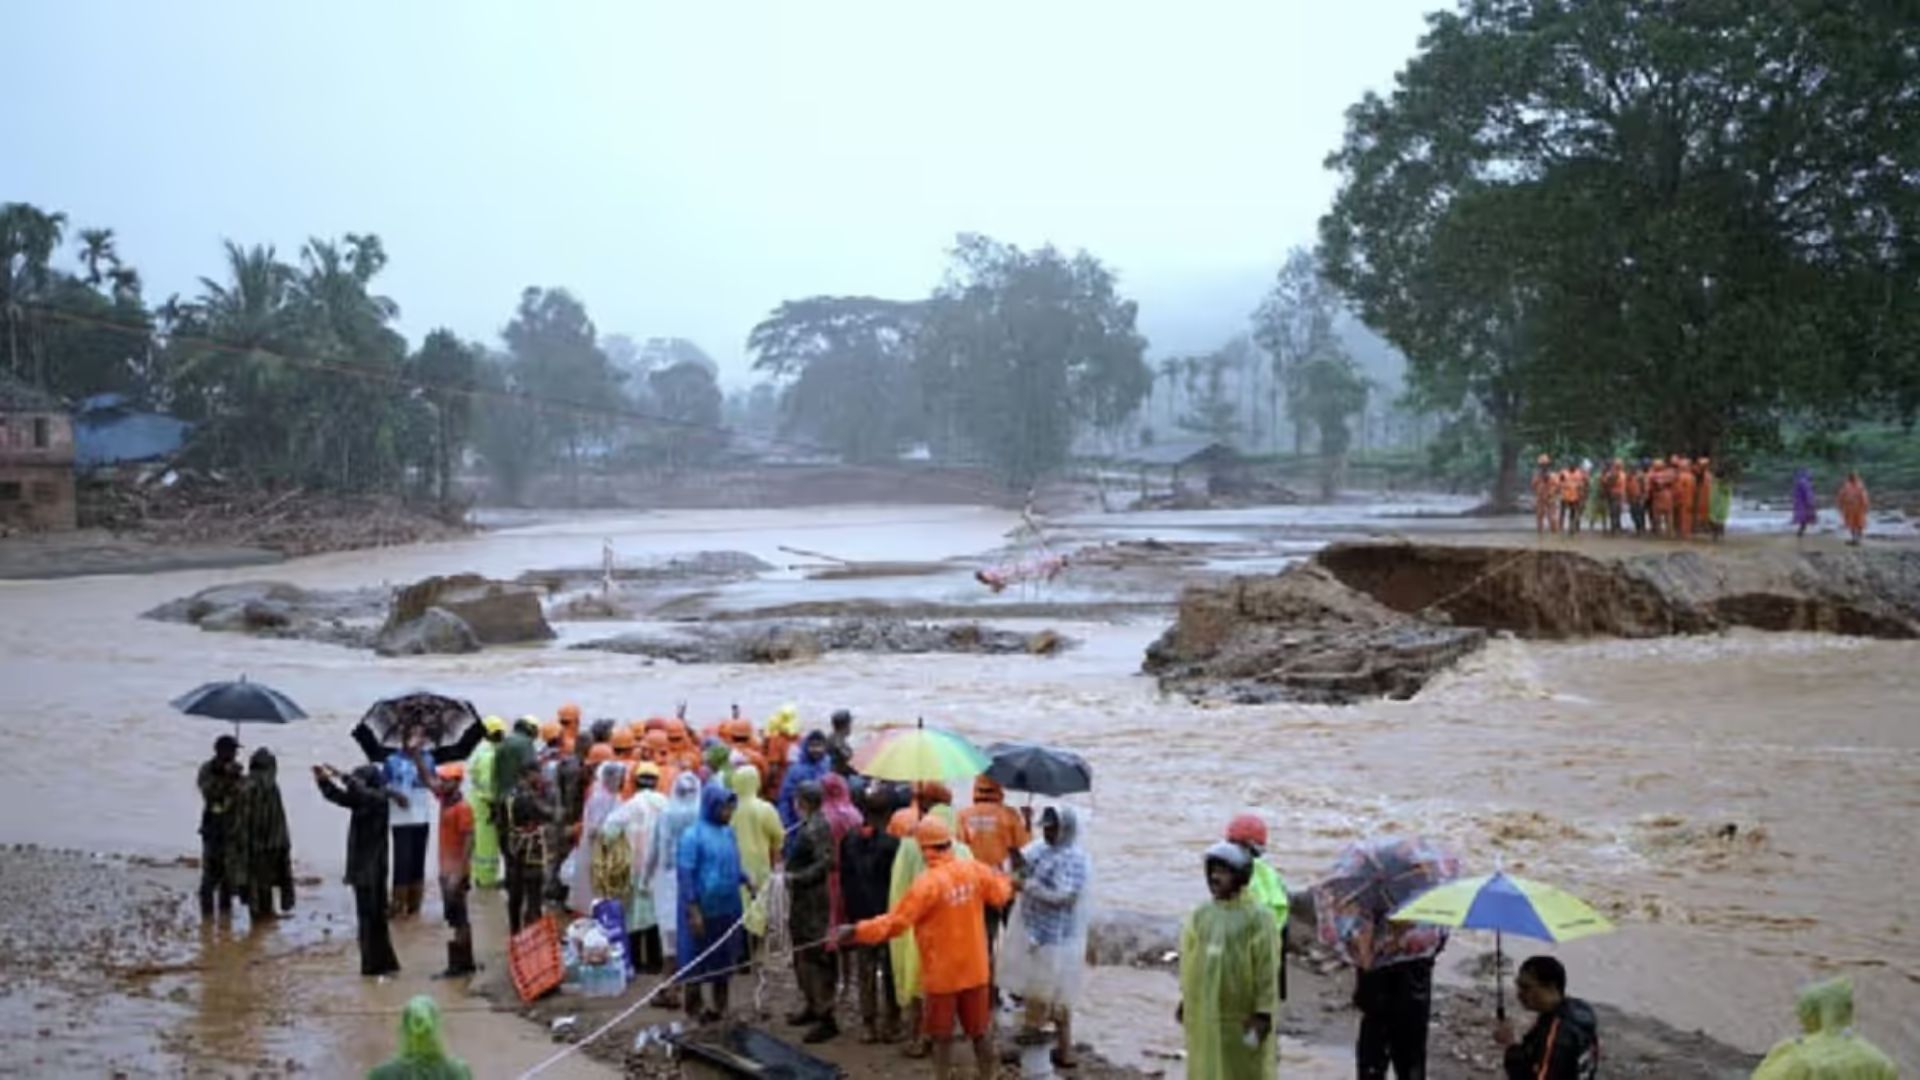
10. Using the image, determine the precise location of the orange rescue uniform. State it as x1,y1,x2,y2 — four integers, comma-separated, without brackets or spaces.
853,847,1014,995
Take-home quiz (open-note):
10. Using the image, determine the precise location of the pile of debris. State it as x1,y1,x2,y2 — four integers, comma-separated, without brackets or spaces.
1143,561,1486,704
576,618,1070,664
79,466,469,557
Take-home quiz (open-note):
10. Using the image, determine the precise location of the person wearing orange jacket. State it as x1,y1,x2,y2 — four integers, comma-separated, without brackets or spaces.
1531,455,1556,536
955,777,1030,981
555,703,582,756
1648,459,1675,537
663,722,701,774
641,729,679,800
1558,465,1586,536
890,782,953,839
1838,470,1871,545
842,816,1015,1080
1673,456,1698,540
1602,459,1628,535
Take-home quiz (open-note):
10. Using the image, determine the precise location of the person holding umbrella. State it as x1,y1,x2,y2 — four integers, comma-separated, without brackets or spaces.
1313,836,1459,1080
313,762,408,977
1496,956,1599,1079
196,735,245,919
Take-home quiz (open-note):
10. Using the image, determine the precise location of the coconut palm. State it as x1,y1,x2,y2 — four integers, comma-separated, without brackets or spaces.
77,227,118,286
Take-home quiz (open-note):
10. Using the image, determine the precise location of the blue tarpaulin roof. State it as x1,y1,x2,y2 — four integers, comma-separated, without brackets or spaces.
74,400,191,467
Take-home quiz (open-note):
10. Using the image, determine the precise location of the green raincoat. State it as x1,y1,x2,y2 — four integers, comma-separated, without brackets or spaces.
728,765,785,893
1180,890,1280,1080
367,995,471,1080
1710,481,1733,529
465,742,502,889
887,805,971,1008
1751,977,1896,1080
1249,860,1290,935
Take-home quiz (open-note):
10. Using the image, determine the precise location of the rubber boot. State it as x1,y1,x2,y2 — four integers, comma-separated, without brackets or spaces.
437,939,476,977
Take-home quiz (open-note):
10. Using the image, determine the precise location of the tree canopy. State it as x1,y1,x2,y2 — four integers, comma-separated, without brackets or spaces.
1320,0,1920,507
916,234,1150,487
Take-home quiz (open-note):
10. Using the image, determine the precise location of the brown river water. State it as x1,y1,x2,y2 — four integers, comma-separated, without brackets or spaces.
1,504,1915,1076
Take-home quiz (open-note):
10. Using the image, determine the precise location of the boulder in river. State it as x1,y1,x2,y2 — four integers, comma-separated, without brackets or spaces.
375,606,482,657
143,580,383,648
1143,561,1486,704
382,573,554,646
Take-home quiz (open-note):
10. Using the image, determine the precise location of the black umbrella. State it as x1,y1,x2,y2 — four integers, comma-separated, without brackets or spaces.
983,741,1093,797
171,678,307,739
359,691,481,750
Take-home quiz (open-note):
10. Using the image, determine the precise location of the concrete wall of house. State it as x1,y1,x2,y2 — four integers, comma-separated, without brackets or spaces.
0,411,78,531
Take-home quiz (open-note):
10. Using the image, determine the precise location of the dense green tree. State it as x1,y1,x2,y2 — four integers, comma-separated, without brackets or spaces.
502,287,624,495
748,296,924,464
644,358,725,467
409,330,480,505
915,234,1149,488
1251,248,1373,494
470,351,545,503
1321,0,1920,508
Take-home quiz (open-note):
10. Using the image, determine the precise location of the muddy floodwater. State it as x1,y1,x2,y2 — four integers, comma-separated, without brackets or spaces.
2,502,1916,1076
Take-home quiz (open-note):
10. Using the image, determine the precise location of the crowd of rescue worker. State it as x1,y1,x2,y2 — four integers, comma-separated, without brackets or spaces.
197,702,1900,1080
1531,453,1875,546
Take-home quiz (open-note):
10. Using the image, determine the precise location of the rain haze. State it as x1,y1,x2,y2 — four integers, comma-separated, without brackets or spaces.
4,2,1917,1078
5,0,1432,375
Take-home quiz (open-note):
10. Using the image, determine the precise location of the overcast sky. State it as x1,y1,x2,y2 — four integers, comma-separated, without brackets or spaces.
6,1,1436,383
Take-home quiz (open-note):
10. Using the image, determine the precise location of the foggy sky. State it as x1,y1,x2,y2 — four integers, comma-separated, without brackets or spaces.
5,1,1436,382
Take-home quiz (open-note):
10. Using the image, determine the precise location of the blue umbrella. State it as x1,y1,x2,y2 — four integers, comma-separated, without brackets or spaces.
1392,870,1614,1021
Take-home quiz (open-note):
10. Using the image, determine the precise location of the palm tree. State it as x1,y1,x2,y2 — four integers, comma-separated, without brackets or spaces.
77,227,118,286
1,203,68,379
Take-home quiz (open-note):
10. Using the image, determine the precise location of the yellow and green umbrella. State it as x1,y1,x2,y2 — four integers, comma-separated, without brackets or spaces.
1391,870,1614,1020
852,719,990,782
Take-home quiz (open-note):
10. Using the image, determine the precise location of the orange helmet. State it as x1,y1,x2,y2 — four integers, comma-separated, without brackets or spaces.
915,815,953,849
610,727,637,752
1225,812,1268,849
538,720,562,744
557,703,581,725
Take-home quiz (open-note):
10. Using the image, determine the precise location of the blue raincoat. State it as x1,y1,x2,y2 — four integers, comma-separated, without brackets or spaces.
675,781,748,984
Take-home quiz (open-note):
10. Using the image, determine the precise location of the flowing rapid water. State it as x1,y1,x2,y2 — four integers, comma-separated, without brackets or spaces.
2,503,1915,1074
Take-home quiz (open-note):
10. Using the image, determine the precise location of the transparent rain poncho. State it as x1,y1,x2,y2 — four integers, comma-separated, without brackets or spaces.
996,805,1093,1008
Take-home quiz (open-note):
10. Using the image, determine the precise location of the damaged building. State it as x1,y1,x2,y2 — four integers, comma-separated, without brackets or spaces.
0,373,76,532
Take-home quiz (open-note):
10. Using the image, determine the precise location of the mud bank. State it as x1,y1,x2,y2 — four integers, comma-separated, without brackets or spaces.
1143,562,1487,704
574,618,1070,664
1318,539,1920,639
1148,538,1920,704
